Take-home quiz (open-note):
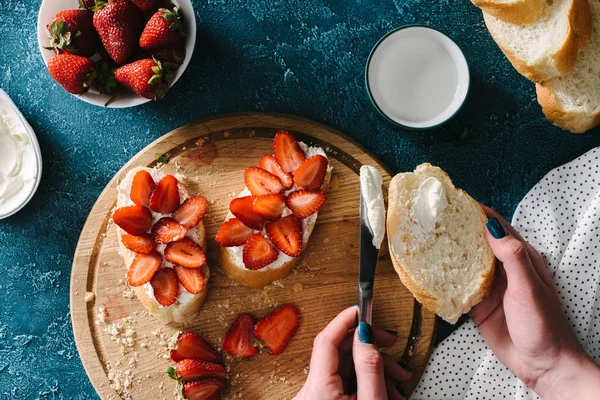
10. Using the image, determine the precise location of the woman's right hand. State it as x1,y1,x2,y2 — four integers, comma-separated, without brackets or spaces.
471,206,600,400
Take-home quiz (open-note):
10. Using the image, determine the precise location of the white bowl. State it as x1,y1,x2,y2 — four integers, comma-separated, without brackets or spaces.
37,0,196,108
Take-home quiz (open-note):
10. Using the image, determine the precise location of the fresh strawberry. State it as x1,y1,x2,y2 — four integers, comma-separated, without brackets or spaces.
93,0,143,64
150,43,185,64
286,190,327,218
172,196,208,228
176,359,227,382
242,233,278,270
273,131,305,173
152,217,187,244
171,332,220,363
139,7,183,50
113,205,153,235
47,54,95,95
215,218,254,247
182,379,225,400
244,166,283,196
254,304,300,355
266,215,302,257
130,170,155,206
229,196,263,230
46,10,95,56
114,58,172,100
222,314,258,359
127,251,162,286
121,233,155,254
175,265,205,294
294,155,328,190
252,194,285,221
150,267,179,306
149,175,180,213
258,155,293,190
164,238,206,268
130,0,159,13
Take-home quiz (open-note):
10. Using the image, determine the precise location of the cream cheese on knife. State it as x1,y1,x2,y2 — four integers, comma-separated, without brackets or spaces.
360,165,386,249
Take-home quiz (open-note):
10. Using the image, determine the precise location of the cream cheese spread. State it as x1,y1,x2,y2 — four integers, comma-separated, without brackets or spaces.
411,177,448,232
359,165,386,249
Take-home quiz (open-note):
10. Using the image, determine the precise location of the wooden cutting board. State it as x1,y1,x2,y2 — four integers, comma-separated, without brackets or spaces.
70,113,437,400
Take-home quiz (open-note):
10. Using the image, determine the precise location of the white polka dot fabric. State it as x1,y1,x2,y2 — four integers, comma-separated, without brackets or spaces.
412,148,600,399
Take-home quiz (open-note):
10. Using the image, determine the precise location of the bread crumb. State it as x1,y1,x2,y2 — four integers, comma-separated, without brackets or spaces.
85,292,95,302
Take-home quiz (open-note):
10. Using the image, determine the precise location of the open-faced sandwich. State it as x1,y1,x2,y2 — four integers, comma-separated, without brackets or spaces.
215,131,332,288
112,167,210,323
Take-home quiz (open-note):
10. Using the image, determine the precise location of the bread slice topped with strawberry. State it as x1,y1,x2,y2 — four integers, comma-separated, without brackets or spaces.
113,166,210,323
216,131,332,288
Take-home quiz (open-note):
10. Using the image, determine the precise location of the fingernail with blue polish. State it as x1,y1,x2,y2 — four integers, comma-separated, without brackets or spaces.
352,303,358,307
397,384,408,398
384,329,398,336
358,322,374,344
399,363,412,373
486,217,507,239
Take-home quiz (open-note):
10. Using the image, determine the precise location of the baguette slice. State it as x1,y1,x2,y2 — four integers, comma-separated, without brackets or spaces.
386,164,495,324
483,0,592,82
116,167,210,324
471,0,546,25
536,0,600,133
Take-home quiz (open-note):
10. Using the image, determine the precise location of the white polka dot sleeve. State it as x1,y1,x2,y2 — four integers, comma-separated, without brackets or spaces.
411,148,600,400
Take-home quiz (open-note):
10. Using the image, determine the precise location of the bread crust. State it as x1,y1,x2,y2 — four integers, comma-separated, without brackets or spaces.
472,0,545,25
535,83,600,133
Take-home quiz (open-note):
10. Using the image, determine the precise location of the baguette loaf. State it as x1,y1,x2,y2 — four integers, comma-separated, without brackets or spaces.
471,0,546,24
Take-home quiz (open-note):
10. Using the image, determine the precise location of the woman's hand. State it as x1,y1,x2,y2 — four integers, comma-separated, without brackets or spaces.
471,206,600,400
295,306,412,400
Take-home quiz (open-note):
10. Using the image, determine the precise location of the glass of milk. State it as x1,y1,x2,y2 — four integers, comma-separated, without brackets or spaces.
366,26,470,131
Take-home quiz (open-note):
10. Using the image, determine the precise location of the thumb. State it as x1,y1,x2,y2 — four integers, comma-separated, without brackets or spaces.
353,322,387,400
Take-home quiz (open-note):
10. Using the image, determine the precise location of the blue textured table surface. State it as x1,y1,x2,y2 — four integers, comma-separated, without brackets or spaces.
2,0,600,398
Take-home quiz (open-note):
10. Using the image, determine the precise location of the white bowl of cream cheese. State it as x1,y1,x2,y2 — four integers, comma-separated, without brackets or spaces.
0,89,43,219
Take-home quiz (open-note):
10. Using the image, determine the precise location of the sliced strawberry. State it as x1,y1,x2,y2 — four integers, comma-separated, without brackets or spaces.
121,233,156,254
152,217,187,244
130,170,155,206
150,267,179,306
253,194,286,220
172,196,208,228
222,313,258,359
175,265,206,294
170,332,220,363
230,196,263,230
273,131,306,173
149,175,180,214
254,304,300,355
176,359,227,382
244,166,283,197
182,379,225,400
215,218,254,247
294,155,328,190
113,205,153,235
127,251,162,286
258,155,293,189
242,233,279,270
164,238,206,268
286,190,327,219
266,215,302,257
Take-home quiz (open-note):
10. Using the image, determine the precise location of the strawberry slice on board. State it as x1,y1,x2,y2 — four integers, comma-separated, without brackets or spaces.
152,217,187,244
149,175,180,214
222,313,258,359
172,196,208,229
254,304,301,355
253,194,286,221
294,155,328,190
258,155,293,190
113,205,153,236
229,196,264,230
130,170,155,207
286,190,327,219
273,131,306,173
175,265,206,295
170,332,220,363
176,359,227,382
121,233,156,254
181,379,225,400
242,233,279,270
266,215,302,257
127,251,162,286
150,267,179,306
215,218,254,247
244,166,284,197
164,238,206,268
